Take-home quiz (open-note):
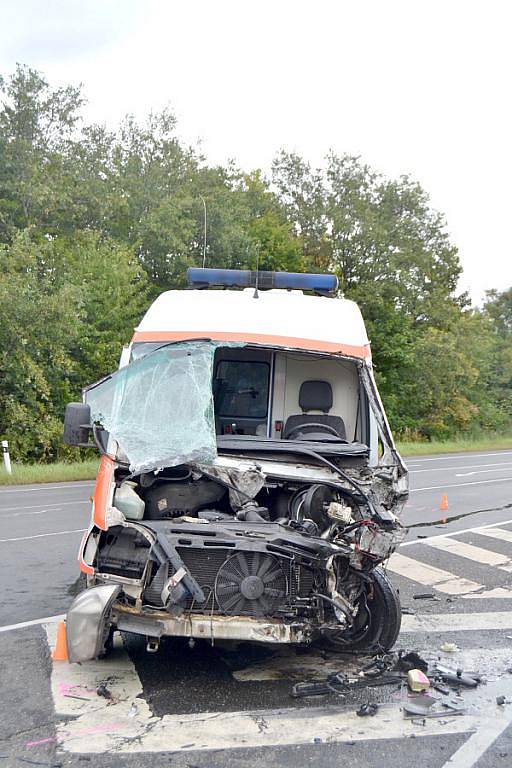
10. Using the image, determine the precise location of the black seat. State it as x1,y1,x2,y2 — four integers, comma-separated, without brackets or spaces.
282,380,346,440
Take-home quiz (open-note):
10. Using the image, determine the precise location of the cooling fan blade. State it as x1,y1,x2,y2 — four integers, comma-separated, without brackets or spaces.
215,552,287,616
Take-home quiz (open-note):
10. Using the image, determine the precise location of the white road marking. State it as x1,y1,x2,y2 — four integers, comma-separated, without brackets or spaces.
455,467,512,477
0,614,66,633
44,622,475,754
405,451,512,463
425,536,512,572
401,611,512,632
411,462,512,474
0,500,89,513
44,623,512,755
386,552,484,594
441,677,512,768
472,527,512,545
400,518,512,547
410,477,512,492
0,528,86,543
0,482,93,494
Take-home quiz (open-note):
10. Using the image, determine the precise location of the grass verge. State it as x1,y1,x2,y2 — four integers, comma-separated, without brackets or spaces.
0,459,99,486
397,435,512,457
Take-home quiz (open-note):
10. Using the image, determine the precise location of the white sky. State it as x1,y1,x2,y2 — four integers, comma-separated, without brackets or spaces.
1,0,511,304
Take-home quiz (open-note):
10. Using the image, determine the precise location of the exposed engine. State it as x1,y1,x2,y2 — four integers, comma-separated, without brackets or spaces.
90,461,405,649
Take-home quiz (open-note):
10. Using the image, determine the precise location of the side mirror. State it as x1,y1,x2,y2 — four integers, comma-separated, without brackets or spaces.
63,403,92,447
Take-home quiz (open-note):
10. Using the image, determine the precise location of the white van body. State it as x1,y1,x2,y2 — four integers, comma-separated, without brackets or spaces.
64,271,408,662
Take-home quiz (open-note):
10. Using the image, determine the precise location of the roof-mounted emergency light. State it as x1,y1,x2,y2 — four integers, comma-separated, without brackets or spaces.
187,268,338,295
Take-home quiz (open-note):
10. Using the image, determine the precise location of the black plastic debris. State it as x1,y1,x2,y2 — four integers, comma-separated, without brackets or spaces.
357,702,379,717
435,665,479,689
96,684,113,700
397,650,429,674
497,695,507,706
413,593,435,600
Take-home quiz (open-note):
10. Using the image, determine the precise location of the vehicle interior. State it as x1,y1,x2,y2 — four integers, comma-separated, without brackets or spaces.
212,346,369,445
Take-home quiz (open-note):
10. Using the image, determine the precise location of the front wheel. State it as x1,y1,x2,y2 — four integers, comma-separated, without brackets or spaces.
324,567,401,652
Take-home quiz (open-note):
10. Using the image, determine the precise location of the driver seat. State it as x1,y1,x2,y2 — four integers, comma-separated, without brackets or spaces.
282,380,346,440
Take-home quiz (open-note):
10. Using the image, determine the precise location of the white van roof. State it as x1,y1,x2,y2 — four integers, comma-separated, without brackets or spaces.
133,288,371,360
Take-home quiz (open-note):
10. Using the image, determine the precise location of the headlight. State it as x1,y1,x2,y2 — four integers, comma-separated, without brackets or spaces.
66,584,120,662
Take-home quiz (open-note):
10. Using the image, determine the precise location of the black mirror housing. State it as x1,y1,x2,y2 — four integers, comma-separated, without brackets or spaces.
64,402,92,447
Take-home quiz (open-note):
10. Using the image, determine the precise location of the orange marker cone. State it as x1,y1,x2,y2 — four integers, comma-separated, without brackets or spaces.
440,494,449,512
52,620,68,661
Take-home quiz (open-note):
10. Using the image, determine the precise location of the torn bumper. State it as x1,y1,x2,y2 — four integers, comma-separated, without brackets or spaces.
112,603,311,644
66,584,121,662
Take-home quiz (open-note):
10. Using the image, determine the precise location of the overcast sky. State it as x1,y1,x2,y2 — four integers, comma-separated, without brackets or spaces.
1,0,510,303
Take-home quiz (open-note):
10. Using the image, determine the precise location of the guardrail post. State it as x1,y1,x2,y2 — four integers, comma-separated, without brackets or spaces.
2,440,12,475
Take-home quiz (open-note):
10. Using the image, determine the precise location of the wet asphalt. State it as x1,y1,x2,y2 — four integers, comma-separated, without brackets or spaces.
1,449,512,766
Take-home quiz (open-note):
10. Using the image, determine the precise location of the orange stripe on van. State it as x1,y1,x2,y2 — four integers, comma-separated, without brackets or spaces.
92,455,114,531
131,331,371,360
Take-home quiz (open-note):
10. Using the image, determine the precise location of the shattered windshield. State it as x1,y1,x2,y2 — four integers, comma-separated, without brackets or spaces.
85,342,218,473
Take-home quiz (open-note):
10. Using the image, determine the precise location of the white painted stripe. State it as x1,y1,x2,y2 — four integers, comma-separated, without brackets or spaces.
410,477,512,492
401,611,512,632
474,527,512,544
0,614,66,633
411,461,512,474
441,678,512,768
45,621,475,754
0,528,86,543
400,518,512,547
386,552,483,594
425,536,512,571
455,467,512,477
0,500,89,513
0,482,93,494
405,451,512,463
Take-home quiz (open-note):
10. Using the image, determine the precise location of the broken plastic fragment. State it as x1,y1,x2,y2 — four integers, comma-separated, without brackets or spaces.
407,669,430,692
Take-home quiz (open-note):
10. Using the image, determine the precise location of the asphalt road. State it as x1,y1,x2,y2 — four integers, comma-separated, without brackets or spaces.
1,449,512,767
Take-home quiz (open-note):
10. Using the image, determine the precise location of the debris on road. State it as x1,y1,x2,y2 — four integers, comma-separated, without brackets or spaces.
397,651,429,674
413,593,435,600
356,702,379,717
407,669,430,692
440,642,459,653
435,664,480,688
96,684,114,701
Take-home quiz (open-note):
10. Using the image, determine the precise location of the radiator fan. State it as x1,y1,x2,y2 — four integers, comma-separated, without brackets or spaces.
215,552,287,616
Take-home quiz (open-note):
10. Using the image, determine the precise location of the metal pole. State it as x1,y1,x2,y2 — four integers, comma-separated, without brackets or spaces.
199,195,207,268
1,440,12,475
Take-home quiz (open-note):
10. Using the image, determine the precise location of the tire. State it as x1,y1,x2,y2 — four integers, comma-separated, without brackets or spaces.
324,567,401,652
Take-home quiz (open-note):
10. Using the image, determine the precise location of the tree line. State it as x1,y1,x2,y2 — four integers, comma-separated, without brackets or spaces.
0,65,510,462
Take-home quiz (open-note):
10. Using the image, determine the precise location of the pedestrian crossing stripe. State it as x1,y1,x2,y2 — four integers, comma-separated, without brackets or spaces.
424,536,512,573
387,523,512,597
387,552,485,594
474,527,512,545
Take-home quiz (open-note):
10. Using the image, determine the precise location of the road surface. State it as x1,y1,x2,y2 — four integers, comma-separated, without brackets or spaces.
1,449,511,767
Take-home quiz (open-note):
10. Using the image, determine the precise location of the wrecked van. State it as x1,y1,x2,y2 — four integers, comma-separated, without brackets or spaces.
63,268,408,662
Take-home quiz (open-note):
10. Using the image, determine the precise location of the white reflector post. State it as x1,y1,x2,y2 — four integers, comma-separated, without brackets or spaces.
1,440,12,475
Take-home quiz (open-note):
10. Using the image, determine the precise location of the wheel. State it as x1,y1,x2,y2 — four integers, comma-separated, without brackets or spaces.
323,567,401,652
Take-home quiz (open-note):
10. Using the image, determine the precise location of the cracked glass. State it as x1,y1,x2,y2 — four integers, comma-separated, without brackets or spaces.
85,342,220,473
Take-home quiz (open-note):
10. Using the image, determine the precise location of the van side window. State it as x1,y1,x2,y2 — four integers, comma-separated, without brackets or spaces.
215,361,270,419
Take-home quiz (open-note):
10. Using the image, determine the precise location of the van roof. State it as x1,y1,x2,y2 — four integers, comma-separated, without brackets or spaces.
132,288,371,360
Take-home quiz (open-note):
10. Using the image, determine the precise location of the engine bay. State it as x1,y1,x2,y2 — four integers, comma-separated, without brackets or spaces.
85,456,406,651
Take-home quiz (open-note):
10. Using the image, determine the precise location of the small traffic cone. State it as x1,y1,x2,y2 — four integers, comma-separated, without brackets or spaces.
440,494,449,512
52,620,68,661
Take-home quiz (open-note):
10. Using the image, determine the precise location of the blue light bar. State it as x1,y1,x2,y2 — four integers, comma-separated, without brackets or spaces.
187,268,338,295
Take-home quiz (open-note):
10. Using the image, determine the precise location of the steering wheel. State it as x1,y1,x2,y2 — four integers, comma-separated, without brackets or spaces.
286,422,341,440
